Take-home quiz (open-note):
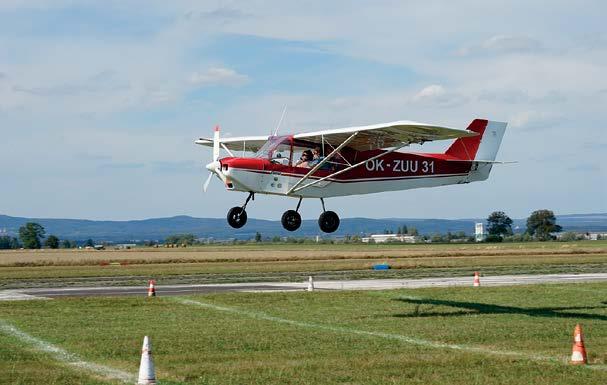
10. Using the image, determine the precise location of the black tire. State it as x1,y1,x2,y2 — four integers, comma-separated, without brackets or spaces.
318,211,339,233
227,206,247,228
281,210,302,231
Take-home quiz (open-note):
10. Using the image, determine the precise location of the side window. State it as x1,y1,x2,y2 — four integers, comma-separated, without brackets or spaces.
271,143,291,165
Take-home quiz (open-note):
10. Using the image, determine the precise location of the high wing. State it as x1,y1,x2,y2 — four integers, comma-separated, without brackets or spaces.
195,135,269,153
195,120,476,153
294,120,477,151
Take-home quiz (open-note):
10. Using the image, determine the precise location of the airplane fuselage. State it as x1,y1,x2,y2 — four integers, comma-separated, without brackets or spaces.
219,150,492,198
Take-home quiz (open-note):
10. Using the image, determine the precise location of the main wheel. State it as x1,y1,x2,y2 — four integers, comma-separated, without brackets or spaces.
318,211,339,233
281,210,302,231
227,206,247,228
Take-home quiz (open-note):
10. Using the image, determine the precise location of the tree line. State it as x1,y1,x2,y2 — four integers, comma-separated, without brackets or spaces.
0,222,93,250
0,209,571,250
377,209,564,243
485,209,563,242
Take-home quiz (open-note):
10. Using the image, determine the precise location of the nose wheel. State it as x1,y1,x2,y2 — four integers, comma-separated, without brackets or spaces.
227,192,253,229
227,207,247,228
281,197,303,231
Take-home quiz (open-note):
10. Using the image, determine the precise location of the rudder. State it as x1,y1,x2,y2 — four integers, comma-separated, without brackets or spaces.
445,119,506,161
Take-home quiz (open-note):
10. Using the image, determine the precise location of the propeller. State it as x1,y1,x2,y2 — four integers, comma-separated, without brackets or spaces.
203,172,213,192
203,125,226,192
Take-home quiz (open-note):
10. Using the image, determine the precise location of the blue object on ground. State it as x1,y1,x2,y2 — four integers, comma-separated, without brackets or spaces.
373,263,391,270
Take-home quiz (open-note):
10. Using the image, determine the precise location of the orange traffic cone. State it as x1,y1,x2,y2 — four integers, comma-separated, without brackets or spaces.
571,324,588,365
147,280,156,297
473,271,480,287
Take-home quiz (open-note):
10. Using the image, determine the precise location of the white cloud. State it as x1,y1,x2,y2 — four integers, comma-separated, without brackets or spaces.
413,84,446,100
188,67,249,87
457,35,543,57
509,110,562,130
411,85,468,108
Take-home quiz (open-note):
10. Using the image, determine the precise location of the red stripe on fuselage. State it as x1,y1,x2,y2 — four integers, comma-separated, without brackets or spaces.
221,151,472,181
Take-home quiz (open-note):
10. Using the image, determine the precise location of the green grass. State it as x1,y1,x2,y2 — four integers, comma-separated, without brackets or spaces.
3,283,607,384
1,241,606,289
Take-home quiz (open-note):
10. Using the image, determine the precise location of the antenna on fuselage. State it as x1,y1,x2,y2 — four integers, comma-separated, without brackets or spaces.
273,104,288,136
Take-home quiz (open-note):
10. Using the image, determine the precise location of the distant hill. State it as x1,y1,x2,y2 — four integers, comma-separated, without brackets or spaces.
0,213,605,243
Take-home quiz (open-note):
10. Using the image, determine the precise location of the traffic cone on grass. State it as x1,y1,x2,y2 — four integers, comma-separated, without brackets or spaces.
137,336,156,384
307,276,314,292
473,271,481,287
147,280,156,297
571,324,588,365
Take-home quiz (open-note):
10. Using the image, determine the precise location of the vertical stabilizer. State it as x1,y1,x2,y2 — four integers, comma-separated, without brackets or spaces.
446,119,508,182
446,119,506,161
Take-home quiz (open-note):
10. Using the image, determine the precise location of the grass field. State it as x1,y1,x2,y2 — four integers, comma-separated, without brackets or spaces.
1,241,606,289
2,283,607,384
2,241,607,267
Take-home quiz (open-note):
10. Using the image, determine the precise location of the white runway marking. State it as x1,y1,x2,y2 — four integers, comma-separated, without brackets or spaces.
3,272,607,301
174,297,607,371
0,290,47,301
0,319,136,383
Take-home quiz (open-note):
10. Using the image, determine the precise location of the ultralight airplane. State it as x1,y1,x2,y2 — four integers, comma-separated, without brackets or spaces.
196,118,507,233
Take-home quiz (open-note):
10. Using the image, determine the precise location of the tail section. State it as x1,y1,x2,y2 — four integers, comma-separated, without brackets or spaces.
445,119,488,160
446,119,507,161
446,118,508,181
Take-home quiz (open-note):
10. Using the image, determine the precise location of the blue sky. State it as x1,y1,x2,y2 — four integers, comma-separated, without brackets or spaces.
1,1,606,220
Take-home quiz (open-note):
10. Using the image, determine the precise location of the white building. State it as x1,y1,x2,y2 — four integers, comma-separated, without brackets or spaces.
361,234,421,243
475,223,486,242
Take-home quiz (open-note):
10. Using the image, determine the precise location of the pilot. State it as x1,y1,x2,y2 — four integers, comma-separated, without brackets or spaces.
296,150,313,168
308,146,323,167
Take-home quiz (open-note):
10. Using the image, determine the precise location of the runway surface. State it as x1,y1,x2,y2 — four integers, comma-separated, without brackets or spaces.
2,273,607,301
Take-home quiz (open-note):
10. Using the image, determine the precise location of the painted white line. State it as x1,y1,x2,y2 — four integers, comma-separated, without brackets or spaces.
173,297,607,371
4,272,607,301
0,319,136,383
0,290,48,301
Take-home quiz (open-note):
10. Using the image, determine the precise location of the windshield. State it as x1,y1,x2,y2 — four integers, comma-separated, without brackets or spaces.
254,135,292,161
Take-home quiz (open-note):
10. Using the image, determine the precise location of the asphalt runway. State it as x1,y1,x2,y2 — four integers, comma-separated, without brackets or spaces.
2,273,607,301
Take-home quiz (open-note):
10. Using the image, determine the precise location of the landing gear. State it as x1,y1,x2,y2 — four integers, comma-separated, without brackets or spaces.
281,197,302,231
227,207,247,228
227,192,254,229
318,198,339,233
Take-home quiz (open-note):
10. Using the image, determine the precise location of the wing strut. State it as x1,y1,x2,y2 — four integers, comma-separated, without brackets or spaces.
289,142,408,194
220,143,235,157
286,132,359,195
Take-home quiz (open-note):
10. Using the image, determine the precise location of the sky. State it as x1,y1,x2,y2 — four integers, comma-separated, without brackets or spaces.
1,0,606,221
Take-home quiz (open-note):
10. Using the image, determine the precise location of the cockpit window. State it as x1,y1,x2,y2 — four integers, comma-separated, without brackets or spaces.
254,135,292,165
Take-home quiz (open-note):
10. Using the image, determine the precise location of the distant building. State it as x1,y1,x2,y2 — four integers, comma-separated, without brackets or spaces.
555,232,607,241
115,243,136,249
475,223,486,242
361,234,421,243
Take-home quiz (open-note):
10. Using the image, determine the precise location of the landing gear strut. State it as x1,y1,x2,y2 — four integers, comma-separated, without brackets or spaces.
318,198,339,233
227,192,254,228
281,197,302,231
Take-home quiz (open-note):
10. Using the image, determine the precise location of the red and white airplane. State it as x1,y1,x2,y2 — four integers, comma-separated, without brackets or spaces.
196,118,507,233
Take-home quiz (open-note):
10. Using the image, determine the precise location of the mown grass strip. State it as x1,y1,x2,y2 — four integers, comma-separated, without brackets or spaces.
172,296,607,371
0,319,136,383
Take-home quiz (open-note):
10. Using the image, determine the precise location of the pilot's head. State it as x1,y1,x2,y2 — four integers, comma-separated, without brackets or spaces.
301,150,313,160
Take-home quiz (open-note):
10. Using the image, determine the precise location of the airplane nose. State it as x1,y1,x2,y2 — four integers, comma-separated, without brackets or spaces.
206,160,220,172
